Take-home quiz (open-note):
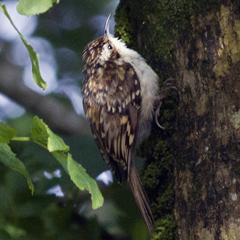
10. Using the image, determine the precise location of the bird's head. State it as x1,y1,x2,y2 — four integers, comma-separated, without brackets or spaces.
83,14,138,65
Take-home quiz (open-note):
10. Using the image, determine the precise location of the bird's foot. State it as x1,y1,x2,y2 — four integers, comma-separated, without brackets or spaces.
154,78,177,129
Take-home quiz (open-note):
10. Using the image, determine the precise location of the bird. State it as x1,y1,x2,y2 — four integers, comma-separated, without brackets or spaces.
82,14,166,234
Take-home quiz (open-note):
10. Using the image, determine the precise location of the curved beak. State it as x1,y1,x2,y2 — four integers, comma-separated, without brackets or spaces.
104,14,111,37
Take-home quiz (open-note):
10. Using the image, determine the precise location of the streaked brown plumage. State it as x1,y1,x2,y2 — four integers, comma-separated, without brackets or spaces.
82,15,157,233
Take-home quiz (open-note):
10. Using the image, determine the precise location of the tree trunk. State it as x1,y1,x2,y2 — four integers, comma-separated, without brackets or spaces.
174,2,240,239
115,0,240,239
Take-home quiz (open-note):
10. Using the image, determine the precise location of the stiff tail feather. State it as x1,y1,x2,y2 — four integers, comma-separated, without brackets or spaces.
128,163,154,234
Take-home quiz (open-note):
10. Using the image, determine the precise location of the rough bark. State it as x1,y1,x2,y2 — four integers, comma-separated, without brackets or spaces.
115,0,240,239
174,2,240,239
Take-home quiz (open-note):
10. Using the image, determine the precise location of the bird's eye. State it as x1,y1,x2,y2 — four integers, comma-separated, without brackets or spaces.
108,44,113,50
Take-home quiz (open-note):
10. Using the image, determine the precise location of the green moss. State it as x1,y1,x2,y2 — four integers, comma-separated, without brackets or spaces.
114,1,137,49
156,184,174,214
151,215,178,240
139,129,177,239
137,92,178,239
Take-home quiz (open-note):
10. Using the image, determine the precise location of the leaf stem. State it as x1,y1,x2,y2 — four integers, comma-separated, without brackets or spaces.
12,137,31,141
12,137,48,149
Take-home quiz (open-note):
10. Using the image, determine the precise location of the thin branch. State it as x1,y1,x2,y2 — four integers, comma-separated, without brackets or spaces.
0,62,91,136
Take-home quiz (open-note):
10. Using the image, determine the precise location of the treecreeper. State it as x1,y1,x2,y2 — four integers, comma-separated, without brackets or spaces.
82,14,174,234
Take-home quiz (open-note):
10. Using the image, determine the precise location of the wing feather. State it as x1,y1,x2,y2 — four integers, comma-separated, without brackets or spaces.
82,61,141,182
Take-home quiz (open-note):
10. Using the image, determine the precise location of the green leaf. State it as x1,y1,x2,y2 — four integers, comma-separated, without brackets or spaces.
67,154,104,209
31,116,69,152
31,116,48,148
31,116,103,209
51,151,68,173
47,129,69,152
17,0,60,16
0,3,47,90
0,122,17,143
0,143,34,194
31,116,69,172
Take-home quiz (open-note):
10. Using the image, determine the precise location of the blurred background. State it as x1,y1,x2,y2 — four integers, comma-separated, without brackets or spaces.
0,0,149,239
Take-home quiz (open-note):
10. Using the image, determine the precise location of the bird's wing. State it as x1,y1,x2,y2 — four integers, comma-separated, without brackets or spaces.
83,62,141,182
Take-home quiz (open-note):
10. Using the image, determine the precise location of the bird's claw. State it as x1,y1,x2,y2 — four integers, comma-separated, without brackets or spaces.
154,78,177,129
